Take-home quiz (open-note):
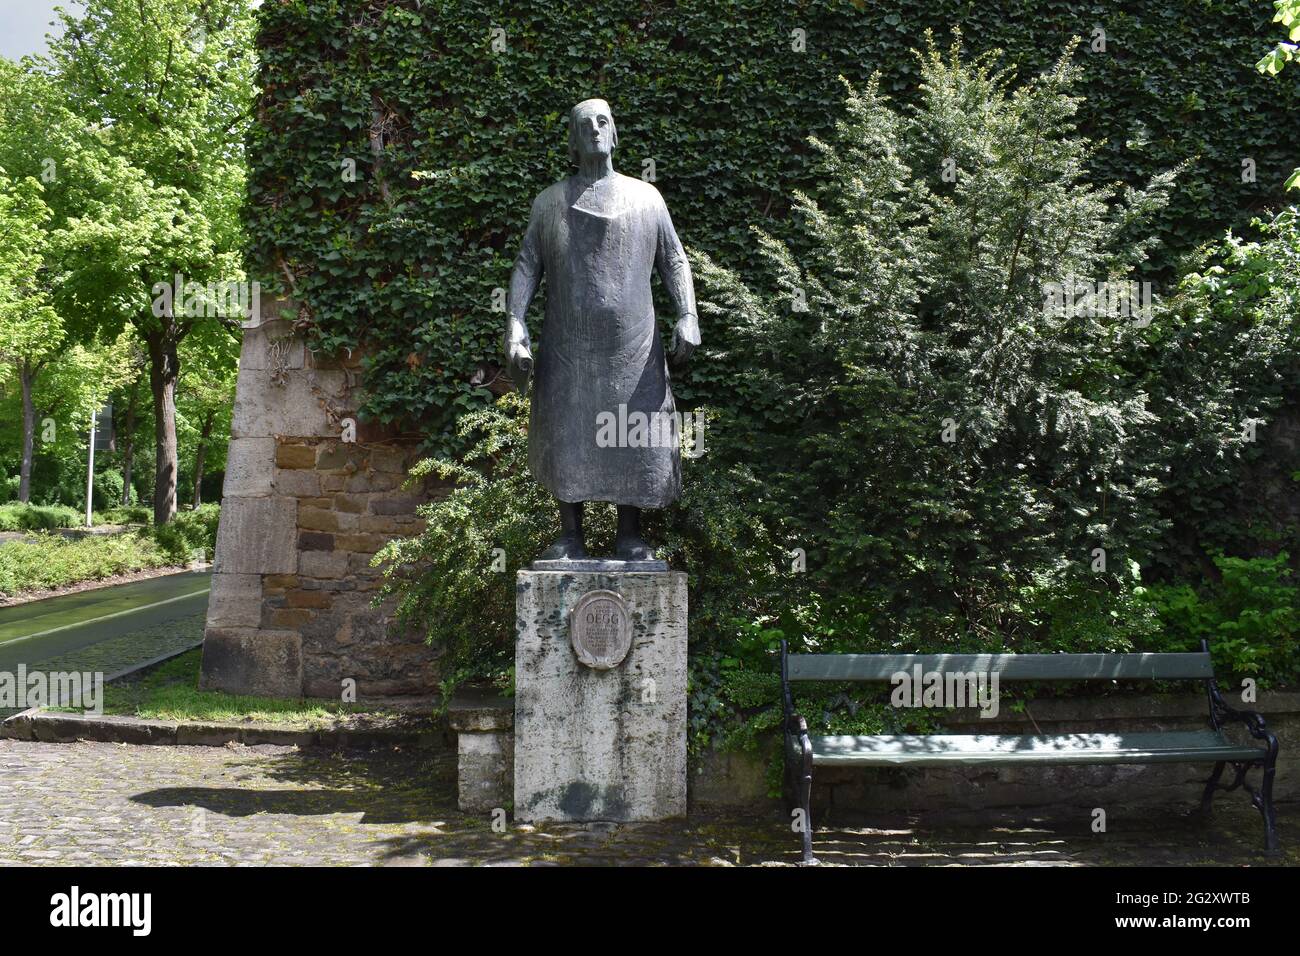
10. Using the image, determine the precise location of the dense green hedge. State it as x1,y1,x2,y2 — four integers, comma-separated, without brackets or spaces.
0,503,83,532
0,504,220,597
248,0,1298,447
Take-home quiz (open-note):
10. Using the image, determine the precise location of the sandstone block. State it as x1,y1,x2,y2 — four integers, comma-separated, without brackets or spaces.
276,443,316,469
239,317,304,370
269,608,313,629
272,469,320,497
223,437,275,497
298,531,334,551
345,472,404,494
200,628,303,697
357,515,408,534
206,573,263,628
459,731,515,814
300,550,349,579
213,496,297,575
298,506,339,532
231,368,350,439
369,446,410,474
316,443,359,471
335,533,389,554
286,589,331,609
371,494,423,516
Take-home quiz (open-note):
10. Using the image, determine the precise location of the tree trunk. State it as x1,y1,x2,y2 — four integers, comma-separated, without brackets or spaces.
147,331,180,525
18,362,35,504
121,379,138,506
192,409,215,508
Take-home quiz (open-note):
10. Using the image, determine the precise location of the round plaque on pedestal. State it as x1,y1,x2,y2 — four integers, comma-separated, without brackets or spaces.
569,589,632,670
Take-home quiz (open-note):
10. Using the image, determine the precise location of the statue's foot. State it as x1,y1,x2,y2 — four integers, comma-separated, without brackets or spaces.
613,535,656,562
537,532,588,561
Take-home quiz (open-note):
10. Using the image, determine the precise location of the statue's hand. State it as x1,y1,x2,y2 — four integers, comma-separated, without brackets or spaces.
669,315,701,370
507,342,534,389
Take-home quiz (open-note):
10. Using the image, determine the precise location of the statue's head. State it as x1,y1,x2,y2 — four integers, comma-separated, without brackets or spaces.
568,98,617,164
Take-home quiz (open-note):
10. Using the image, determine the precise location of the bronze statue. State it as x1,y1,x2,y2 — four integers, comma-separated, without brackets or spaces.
505,98,700,563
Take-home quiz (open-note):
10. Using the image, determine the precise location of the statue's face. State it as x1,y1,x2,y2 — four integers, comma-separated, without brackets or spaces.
572,103,614,160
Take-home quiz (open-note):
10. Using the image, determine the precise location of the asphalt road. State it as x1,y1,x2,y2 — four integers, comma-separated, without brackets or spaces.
0,570,212,675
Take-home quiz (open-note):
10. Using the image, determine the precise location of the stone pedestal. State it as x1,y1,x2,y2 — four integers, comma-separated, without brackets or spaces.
448,689,515,814
514,569,687,822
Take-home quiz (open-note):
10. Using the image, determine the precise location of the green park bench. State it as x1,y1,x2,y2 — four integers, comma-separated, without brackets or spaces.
780,639,1280,863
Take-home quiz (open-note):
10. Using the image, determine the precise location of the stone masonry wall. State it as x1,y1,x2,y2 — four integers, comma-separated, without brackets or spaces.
200,299,440,699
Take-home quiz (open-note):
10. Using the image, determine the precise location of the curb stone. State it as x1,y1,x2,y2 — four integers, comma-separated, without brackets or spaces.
0,709,444,749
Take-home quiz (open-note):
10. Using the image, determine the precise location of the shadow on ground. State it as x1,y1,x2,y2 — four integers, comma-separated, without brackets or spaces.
131,746,455,825
126,745,1296,866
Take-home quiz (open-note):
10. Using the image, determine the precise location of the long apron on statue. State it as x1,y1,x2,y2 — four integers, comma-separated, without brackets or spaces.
515,174,685,509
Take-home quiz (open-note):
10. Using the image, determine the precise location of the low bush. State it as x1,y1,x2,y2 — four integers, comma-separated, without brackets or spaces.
96,505,152,525
149,503,220,561
0,531,171,597
1143,553,1300,686
0,502,83,531
0,504,221,597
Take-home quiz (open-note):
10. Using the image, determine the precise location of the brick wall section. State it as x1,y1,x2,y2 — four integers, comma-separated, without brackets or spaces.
200,299,441,699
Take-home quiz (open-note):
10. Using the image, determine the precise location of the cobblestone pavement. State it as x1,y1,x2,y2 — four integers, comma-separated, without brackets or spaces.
0,740,1293,866
31,612,205,681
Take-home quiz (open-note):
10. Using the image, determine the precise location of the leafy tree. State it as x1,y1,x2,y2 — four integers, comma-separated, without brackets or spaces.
39,331,138,451
0,44,236,516
0,171,61,503
1257,0,1300,190
39,0,256,523
0,59,91,505
111,349,149,506
1257,0,1300,75
176,325,239,507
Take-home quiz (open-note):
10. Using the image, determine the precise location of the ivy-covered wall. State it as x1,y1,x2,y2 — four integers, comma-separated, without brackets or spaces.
248,0,1298,447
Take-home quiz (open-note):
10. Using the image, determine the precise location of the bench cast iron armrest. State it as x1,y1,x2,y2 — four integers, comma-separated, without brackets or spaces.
1201,639,1278,752
1207,681,1278,747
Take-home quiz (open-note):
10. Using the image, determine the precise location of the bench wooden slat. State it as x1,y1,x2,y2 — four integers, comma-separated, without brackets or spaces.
808,731,1262,767
787,652,1214,681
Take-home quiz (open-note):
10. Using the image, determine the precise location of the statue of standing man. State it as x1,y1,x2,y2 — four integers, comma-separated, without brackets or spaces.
505,98,701,562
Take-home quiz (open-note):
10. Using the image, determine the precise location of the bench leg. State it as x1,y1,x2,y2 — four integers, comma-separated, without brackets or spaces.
1199,761,1225,816
798,766,815,865
1251,753,1280,856
1212,757,1280,855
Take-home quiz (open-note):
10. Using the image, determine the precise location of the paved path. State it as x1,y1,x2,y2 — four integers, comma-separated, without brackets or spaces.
0,571,210,679
0,740,1292,866
21,612,205,682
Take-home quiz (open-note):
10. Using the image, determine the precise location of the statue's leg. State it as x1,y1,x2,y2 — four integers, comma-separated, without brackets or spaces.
614,505,655,561
537,499,588,560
